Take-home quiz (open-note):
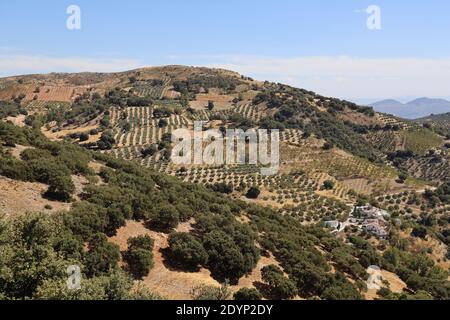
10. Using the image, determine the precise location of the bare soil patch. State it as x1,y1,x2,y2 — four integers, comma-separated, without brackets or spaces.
0,176,71,216
8,145,32,160
6,115,26,127
109,220,281,299
365,270,407,300
190,92,235,111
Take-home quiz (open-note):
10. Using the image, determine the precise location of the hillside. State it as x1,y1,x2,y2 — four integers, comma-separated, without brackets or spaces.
0,66,449,300
415,113,450,137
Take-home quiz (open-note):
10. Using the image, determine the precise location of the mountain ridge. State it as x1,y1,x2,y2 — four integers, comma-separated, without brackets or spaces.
371,97,450,119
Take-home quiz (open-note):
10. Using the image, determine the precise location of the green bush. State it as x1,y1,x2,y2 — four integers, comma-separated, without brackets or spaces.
0,157,33,181
128,235,154,251
411,226,428,239
154,206,180,230
233,288,262,300
246,187,261,199
191,284,232,301
203,230,248,282
168,233,208,269
97,131,115,150
323,180,335,190
79,133,89,142
45,173,75,202
63,202,109,240
261,265,297,300
125,235,154,279
84,233,121,277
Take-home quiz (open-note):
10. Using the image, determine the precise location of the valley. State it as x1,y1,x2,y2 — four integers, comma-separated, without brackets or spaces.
0,66,448,301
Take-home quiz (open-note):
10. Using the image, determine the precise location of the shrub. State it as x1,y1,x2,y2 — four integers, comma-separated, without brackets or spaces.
79,133,89,142
233,288,262,300
153,107,172,118
19,149,51,162
128,235,154,251
397,173,408,184
246,187,261,199
154,205,180,230
97,131,115,150
168,233,208,269
126,249,153,279
323,142,334,150
411,226,428,239
321,273,363,300
63,202,109,240
84,233,121,277
141,144,158,158
323,180,335,190
174,203,195,222
126,235,154,279
203,230,248,282
210,183,233,194
261,265,297,300
0,157,33,181
45,174,75,202
158,119,168,128
191,284,232,301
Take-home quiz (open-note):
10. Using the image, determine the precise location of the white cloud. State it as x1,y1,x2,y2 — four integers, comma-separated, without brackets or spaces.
200,55,450,100
3,52,450,101
0,54,142,76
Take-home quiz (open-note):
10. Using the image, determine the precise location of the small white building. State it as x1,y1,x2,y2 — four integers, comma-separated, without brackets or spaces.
353,205,390,220
324,220,340,230
363,222,389,239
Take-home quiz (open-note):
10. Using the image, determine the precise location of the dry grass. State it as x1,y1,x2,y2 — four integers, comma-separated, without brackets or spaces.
8,145,32,160
109,220,281,300
365,270,407,300
0,176,71,216
189,91,235,111
88,161,105,174
5,115,26,127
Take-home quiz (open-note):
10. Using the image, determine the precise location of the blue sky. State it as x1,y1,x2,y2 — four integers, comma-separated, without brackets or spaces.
1,0,450,101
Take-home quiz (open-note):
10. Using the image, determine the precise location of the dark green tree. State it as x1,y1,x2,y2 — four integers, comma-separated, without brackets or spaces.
168,233,208,269
246,187,261,199
233,288,262,300
84,233,121,277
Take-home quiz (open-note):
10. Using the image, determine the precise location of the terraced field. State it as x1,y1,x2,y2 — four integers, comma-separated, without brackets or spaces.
132,77,171,99
25,69,440,230
405,156,450,182
399,129,444,155
366,131,397,153
24,100,71,112
376,190,450,222
110,105,191,147
231,103,264,122
175,166,351,222
376,114,414,130
415,113,450,134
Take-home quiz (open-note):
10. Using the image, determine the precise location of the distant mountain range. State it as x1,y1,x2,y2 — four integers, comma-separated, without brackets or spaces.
370,98,450,119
